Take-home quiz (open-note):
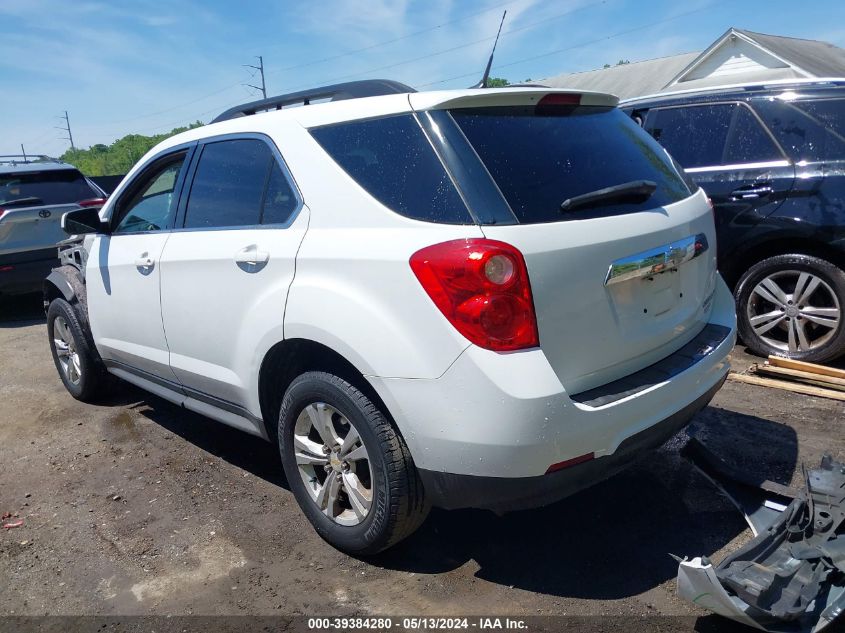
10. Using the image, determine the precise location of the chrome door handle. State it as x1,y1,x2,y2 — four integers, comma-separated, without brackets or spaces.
234,245,269,272
730,183,773,199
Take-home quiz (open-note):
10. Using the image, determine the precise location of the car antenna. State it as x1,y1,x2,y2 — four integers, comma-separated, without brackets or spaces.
471,10,507,89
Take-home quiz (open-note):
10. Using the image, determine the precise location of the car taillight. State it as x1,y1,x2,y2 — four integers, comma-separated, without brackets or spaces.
77,198,107,208
0,209,6,220
410,239,539,351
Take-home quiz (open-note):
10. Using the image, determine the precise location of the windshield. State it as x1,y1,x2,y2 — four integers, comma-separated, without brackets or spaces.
0,169,97,207
449,105,694,224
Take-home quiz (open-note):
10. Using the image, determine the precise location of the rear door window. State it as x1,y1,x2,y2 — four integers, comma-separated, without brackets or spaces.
754,97,845,161
310,114,472,224
644,103,781,168
450,105,692,224
184,139,272,229
0,169,98,207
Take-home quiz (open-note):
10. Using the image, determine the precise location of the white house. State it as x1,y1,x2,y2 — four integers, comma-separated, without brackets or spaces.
543,28,845,99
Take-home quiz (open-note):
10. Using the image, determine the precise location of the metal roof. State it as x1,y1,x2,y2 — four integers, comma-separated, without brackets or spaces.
735,29,845,78
542,28,845,101
542,53,700,100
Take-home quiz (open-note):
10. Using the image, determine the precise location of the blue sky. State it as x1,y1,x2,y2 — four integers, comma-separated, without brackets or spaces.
2,0,844,157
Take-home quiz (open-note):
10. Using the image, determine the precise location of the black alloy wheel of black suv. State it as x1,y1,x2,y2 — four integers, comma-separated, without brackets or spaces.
623,80,845,362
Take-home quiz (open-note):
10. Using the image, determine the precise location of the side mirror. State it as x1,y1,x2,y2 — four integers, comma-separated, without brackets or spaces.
62,208,109,235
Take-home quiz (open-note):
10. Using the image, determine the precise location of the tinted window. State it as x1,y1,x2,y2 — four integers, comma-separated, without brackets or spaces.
451,106,692,224
261,162,299,225
0,169,97,207
646,105,733,167
310,114,471,224
755,97,845,161
723,105,782,164
114,155,185,234
646,103,781,168
184,139,273,229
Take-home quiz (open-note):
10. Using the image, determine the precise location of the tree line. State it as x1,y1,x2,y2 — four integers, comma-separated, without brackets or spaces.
60,122,204,176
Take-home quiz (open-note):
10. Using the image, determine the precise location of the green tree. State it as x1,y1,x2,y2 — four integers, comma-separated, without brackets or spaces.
486,76,510,87
60,121,205,176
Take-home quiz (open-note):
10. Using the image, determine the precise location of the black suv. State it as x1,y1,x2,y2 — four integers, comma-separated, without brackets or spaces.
623,80,845,362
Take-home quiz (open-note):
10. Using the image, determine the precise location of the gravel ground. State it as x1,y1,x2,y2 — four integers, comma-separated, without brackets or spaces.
1,293,843,629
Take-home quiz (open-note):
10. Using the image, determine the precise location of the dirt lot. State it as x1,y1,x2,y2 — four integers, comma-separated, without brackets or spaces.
1,293,843,629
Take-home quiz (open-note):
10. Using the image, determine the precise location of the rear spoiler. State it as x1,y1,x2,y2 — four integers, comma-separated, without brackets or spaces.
409,88,619,111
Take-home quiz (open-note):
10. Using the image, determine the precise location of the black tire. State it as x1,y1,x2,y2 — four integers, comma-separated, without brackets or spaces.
47,298,108,402
735,254,845,363
278,371,429,554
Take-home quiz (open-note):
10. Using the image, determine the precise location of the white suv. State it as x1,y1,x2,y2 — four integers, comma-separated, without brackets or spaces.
45,80,735,554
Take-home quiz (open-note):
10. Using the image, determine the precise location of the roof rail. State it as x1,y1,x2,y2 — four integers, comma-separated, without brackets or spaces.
620,77,845,105
0,154,62,166
213,79,416,123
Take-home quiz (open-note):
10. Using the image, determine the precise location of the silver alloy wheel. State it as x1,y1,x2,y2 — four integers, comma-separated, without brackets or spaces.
53,316,82,385
293,402,373,526
747,270,841,353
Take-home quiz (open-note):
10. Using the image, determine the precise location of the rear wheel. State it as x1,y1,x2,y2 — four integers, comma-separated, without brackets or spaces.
278,371,428,554
47,298,108,401
735,254,845,363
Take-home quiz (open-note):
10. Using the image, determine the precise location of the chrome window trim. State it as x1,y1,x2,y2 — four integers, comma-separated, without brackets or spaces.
684,159,791,173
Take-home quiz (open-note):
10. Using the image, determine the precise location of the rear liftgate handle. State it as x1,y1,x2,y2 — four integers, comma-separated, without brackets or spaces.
234,244,270,273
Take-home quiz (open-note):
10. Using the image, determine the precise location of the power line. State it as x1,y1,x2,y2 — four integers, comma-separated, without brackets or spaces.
264,0,517,78
244,55,267,99
418,1,730,88
86,0,519,131
268,1,607,96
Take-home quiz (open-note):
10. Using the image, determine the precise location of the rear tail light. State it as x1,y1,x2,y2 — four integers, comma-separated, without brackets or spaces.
77,198,107,208
0,209,6,220
410,239,539,351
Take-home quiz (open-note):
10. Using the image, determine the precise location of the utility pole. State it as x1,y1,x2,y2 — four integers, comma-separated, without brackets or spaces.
243,55,267,99
56,110,75,150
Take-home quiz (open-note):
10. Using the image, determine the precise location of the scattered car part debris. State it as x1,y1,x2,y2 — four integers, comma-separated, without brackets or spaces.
678,450,845,632
2,519,24,529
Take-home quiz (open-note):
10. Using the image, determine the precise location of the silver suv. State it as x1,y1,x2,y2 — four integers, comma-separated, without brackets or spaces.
0,156,105,296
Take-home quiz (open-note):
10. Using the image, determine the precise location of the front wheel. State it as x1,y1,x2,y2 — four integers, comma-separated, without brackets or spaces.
735,254,845,363
278,371,428,554
47,298,108,402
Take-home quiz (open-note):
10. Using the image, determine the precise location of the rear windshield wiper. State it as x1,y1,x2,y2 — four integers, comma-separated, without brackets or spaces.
560,180,657,213
0,196,44,208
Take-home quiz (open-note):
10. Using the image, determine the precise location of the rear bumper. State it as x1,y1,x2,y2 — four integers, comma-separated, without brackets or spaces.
418,375,725,511
369,276,736,502
0,251,58,295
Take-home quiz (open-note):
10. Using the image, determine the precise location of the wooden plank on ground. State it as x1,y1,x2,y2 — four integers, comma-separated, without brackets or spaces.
767,355,845,380
728,371,845,401
753,364,845,391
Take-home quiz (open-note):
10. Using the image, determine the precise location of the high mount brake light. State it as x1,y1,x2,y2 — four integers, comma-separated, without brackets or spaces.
536,93,582,112
410,239,539,352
